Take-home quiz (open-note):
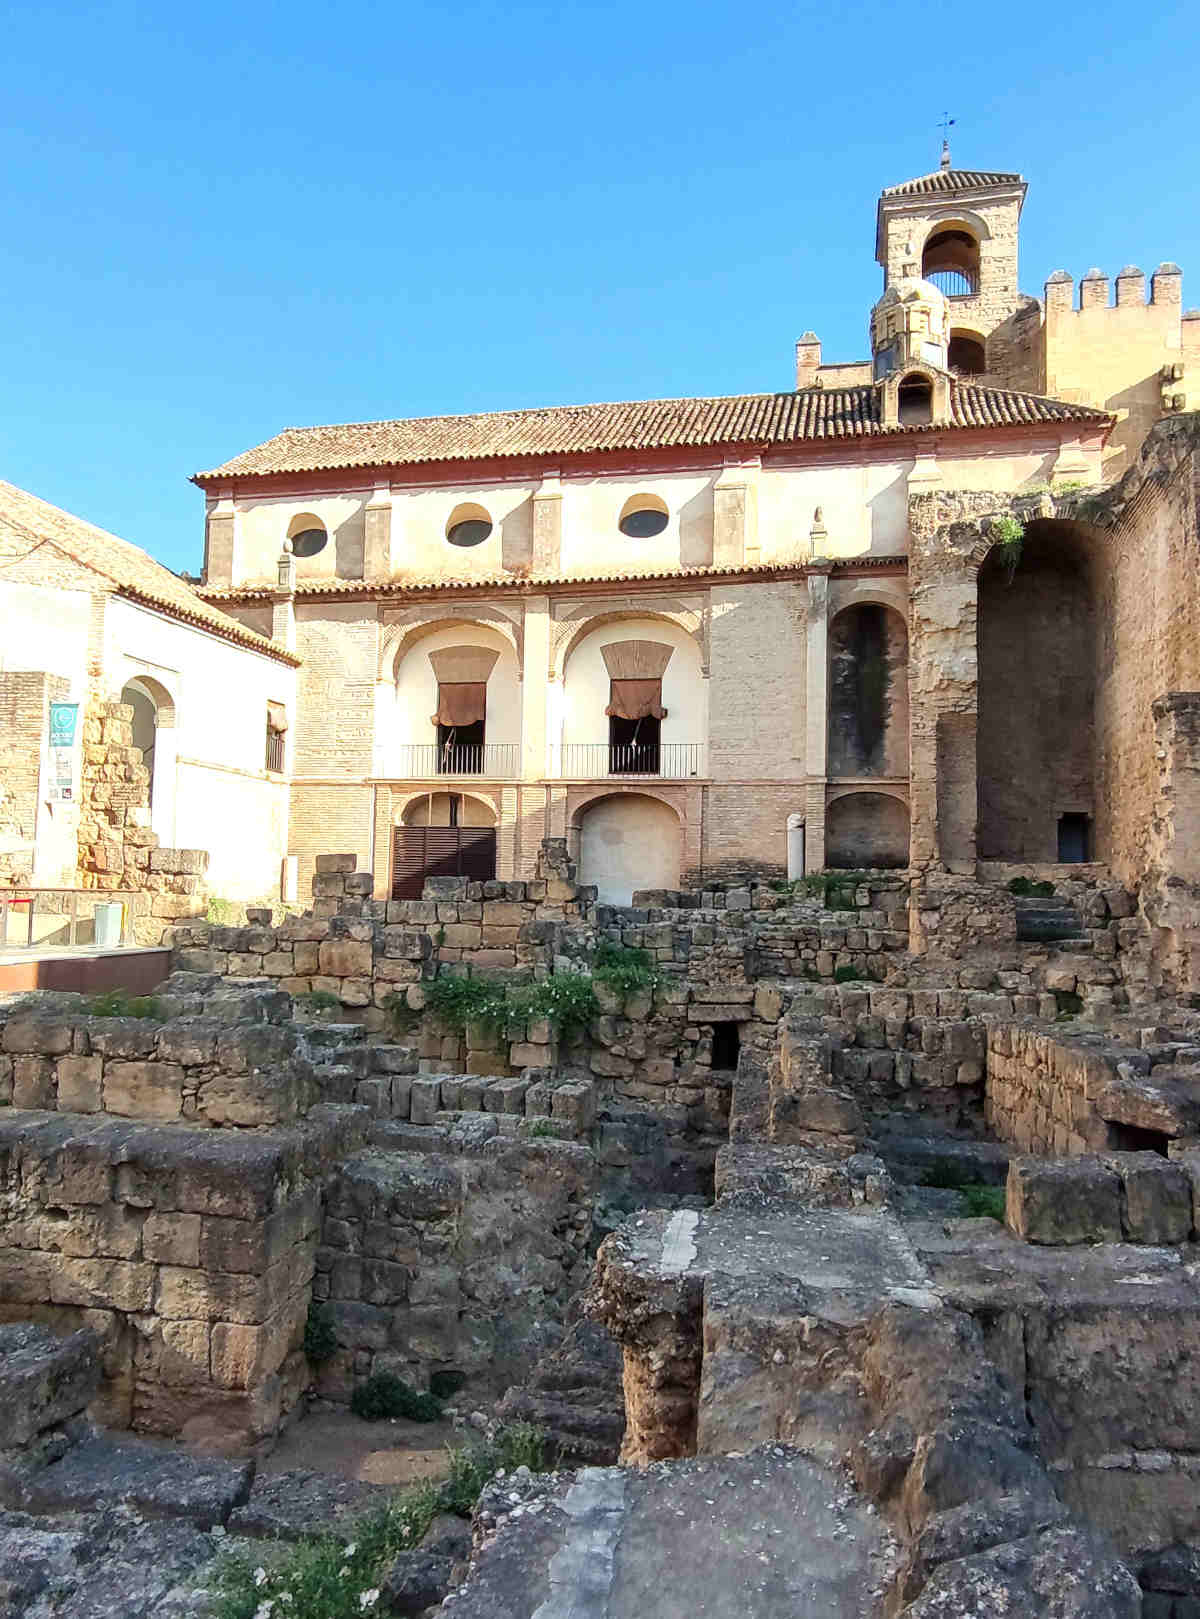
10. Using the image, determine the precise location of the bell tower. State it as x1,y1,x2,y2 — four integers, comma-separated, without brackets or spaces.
874,151,1027,375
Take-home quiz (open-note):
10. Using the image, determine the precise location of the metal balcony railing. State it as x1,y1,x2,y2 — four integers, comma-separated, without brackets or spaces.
391,742,519,779
550,742,705,779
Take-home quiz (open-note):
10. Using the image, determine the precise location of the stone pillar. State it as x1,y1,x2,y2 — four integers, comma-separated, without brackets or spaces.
271,548,296,653
522,596,550,781
803,567,830,872
203,497,236,587
364,483,392,578
1145,693,1200,991
532,474,563,573
713,459,760,567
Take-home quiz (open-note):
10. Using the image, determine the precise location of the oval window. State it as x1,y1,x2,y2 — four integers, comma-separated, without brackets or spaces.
290,527,328,558
447,519,493,548
618,506,669,539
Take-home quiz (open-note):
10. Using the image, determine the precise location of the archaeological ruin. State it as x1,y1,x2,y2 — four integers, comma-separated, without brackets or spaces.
5,149,1200,1615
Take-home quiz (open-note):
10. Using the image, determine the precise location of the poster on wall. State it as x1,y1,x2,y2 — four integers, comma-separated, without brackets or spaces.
47,702,79,802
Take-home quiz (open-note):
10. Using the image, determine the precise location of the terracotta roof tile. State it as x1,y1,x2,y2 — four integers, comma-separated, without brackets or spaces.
880,168,1024,197
0,479,298,664
195,382,1107,481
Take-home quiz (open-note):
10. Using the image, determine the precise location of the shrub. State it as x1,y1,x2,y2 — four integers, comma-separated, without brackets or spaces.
991,513,1025,579
350,1371,442,1423
527,1118,557,1138
303,1302,337,1366
833,965,861,984
84,989,164,1020
207,1423,551,1619
428,1369,466,1400
295,989,340,1016
426,970,599,1040
591,942,661,997
424,975,508,1035
1054,989,1084,1020
960,1184,1007,1221
1007,877,1056,898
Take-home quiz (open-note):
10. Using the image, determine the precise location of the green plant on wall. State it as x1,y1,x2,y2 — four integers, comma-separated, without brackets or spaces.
425,969,600,1040
990,514,1025,582
590,942,661,996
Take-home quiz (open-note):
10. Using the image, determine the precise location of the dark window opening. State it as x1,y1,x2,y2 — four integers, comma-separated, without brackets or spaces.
447,519,492,547
265,705,286,773
710,1022,740,1072
1057,813,1091,864
898,376,934,426
1109,1121,1169,1157
948,333,986,375
619,506,669,538
290,527,327,558
608,714,660,775
437,721,484,775
447,793,460,827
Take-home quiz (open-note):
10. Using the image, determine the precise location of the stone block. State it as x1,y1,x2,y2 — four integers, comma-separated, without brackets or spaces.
551,1081,596,1131
1006,1155,1122,1245
87,1018,158,1059
54,1055,103,1113
317,938,373,977
102,1060,184,1121
0,1322,100,1448
155,1020,219,1067
2,1014,75,1056
409,1077,444,1126
315,853,357,874
1108,1152,1193,1244
143,1211,203,1267
23,1433,252,1527
12,1055,55,1108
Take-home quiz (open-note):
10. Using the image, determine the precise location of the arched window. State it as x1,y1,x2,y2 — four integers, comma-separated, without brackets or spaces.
287,513,328,558
618,493,669,539
445,503,493,548
948,331,986,376
898,375,934,427
922,228,979,296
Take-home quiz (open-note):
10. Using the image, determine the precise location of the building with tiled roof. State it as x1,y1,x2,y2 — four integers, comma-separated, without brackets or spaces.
179,151,1200,905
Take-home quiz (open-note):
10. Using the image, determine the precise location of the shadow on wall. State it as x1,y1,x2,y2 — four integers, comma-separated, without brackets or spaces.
828,603,909,777
826,791,910,869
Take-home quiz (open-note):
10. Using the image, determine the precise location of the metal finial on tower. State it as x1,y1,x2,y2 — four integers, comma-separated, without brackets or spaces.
938,113,955,169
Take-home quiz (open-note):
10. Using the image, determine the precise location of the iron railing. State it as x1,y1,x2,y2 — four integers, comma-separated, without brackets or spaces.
390,742,520,779
550,742,705,779
0,888,138,951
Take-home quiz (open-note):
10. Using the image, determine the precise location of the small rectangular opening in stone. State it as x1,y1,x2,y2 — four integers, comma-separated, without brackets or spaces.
710,1022,740,1072
1108,1121,1170,1157
1057,812,1091,863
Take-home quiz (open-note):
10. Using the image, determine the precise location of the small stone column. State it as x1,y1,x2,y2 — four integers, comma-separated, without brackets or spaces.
271,545,296,653
532,474,563,573
804,566,831,871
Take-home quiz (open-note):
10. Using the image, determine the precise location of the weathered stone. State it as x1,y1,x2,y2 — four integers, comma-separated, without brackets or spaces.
102,1061,185,1121
228,1467,390,1541
1006,1156,1122,1245
22,1433,253,1527
0,1322,99,1448
382,1550,455,1615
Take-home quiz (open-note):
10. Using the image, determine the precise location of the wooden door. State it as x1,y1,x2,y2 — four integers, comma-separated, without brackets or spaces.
391,826,497,899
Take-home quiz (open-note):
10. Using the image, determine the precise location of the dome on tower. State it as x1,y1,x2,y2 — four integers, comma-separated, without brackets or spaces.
870,266,951,379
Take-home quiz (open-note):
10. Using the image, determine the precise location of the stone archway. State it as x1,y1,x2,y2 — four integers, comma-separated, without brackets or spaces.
573,791,682,904
119,675,177,845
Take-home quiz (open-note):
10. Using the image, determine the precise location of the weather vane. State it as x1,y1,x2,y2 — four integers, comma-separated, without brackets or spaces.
938,113,955,168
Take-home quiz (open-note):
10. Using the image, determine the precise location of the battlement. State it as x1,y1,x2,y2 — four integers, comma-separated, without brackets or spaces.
1044,262,1185,313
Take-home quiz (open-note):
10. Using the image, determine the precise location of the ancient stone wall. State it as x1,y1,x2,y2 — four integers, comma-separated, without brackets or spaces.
314,1138,595,1398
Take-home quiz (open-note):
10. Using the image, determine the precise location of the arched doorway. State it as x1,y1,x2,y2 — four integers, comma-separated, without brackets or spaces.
119,677,176,844
392,792,497,899
825,791,909,869
977,522,1096,862
576,793,681,904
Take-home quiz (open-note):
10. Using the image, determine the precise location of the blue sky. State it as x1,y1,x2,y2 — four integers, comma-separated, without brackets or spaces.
1,0,1196,574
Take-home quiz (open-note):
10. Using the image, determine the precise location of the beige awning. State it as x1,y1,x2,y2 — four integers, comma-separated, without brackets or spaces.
606,679,667,722
600,640,674,680
267,701,288,733
432,682,487,728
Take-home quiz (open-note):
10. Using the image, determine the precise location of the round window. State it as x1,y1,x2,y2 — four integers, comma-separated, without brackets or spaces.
447,519,493,547
618,506,669,539
290,527,328,558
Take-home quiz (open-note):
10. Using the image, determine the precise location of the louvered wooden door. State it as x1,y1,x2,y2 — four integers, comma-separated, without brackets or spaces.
391,827,497,899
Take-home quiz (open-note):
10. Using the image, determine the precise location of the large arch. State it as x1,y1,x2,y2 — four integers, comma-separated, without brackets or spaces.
828,602,909,779
551,604,707,680
825,790,910,870
976,519,1098,862
573,791,682,904
385,621,521,779
399,790,497,828
119,674,177,844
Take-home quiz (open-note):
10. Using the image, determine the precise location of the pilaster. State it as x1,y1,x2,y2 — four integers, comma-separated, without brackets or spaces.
532,474,563,573
364,483,393,579
804,567,831,872
521,596,550,780
713,458,760,566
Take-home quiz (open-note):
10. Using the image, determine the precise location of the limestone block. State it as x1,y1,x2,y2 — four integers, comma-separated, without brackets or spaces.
2,1014,75,1056
1107,1152,1192,1244
0,1322,100,1448
87,1018,158,1059
155,1020,219,1067
50,1256,156,1312
318,938,372,977
315,853,357,874
211,1317,294,1389
551,1081,596,1132
143,1211,203,1267
409,1077,443,1126
103,1060,185,1120
1006,1156,1122,1245
13,1055,56,1108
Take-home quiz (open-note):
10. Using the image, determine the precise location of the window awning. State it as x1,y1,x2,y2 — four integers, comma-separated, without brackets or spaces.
605,678,667,722
267,701,288,733
432,682,487,728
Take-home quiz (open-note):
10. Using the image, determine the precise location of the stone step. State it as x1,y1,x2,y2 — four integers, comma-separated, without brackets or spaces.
1016,902,1085,943
20,1434,253,1529
497,1317,625,1466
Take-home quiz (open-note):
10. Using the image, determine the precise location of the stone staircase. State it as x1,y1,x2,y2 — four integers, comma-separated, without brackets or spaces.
1013,893,1087,944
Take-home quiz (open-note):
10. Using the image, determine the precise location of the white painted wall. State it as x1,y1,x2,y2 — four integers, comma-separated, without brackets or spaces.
558,617,706,759
382,622,521,775
559,470,716,573
0,580,91,693
391,480,536,579
233,490,370,586
104,597,296,898
578,793,682,903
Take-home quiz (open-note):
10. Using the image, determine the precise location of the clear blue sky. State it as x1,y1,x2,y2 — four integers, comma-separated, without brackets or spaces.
2,0,1196,574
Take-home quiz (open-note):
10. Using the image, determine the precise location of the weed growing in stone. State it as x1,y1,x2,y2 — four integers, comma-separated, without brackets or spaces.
425,970,599,1039
381,990,420,1036
350,1371,442,1422
991,514,1025,579
206,896,235,924
207,1424,550,1619
294,989,341,1016
591,941,661,996
960,1183,1007,1221
84,989,164,1019
1007,877,1056,898
833,966,862,984
302,1302,337,1366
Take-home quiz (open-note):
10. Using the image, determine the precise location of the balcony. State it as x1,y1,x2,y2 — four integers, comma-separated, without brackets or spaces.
550,742,705,780
391,742,519,779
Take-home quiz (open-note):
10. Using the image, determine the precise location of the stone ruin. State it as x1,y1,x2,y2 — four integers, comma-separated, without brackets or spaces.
3,841,1200,1613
